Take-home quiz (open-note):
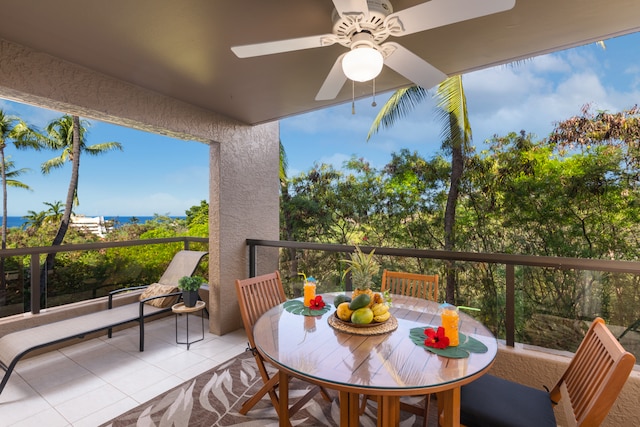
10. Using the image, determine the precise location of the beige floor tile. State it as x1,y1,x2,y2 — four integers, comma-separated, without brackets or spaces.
71,397,139,427
108,363,175,395
54,383,127,423
9,407,70,427
128,374,187,404
39,371,106,407
0,315,244,427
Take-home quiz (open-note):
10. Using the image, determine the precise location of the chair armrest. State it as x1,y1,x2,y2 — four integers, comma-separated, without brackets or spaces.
108,285,149,308
138,291,183,316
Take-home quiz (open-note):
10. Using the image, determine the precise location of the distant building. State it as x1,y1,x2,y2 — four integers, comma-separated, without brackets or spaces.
69,215,113,237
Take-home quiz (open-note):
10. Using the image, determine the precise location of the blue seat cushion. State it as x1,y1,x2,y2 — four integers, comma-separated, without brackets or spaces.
460,374,557,427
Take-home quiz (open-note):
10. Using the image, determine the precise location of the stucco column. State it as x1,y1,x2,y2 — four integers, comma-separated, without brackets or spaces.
207,122,280,335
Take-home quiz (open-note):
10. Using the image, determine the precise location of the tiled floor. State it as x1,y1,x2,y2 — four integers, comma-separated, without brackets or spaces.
0,315,247,426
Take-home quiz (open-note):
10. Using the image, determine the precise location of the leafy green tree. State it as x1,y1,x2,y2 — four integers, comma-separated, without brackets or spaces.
549,104,640,180
372,149,445,254
185,200,209,236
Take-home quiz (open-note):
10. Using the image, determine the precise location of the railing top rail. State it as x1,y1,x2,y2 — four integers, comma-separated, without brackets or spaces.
0,237,208,257
246,239,640,274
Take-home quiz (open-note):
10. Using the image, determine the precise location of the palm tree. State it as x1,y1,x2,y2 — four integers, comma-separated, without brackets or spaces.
0,110,44,250
0,111,44,301
43,200,65,224
368,75,472,303
3,157,34,231
40,115,122,298
22,209,47,231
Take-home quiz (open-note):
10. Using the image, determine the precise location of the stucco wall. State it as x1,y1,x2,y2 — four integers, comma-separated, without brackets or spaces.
0,37,280,336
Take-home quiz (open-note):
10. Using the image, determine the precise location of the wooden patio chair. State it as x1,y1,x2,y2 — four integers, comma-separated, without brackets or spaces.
360,269,439,426
380,269,439,301
460,317,636,427
235,271,330,421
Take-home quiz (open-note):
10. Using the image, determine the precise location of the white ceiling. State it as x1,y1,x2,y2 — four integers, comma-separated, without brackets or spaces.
0,0,639,125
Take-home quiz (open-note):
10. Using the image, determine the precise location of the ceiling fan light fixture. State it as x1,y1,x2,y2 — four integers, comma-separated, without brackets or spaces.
342,44,383,82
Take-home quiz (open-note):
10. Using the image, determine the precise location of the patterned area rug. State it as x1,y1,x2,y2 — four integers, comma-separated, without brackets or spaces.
101,350,436,426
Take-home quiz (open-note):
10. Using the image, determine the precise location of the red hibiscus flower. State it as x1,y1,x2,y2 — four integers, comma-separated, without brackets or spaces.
424,326,449,349
309,295,325,310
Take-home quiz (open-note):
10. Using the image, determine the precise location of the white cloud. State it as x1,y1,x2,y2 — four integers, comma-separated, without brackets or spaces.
528,54,572,74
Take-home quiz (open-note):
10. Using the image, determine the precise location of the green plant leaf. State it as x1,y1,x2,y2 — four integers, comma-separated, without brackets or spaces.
409,327,488,359
283,299,331,316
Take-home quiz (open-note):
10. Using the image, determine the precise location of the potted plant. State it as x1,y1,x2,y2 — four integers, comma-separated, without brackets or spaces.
178,275,205,307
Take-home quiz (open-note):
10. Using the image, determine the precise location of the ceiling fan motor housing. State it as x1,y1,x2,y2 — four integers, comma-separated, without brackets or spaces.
332,0,393,44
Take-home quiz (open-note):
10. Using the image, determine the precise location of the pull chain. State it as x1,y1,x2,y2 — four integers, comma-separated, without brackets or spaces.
351,80,356,115
372,78,377,107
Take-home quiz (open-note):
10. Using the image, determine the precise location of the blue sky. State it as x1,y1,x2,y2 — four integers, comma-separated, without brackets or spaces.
1,31,639,216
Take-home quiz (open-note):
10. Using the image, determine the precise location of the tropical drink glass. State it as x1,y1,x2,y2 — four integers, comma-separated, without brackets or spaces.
440,303,460,346
303,277,317,307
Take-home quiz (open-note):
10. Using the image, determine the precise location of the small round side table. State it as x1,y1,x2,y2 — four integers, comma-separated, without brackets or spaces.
171,300,206,350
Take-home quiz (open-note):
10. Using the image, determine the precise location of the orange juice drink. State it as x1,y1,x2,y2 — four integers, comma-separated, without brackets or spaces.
304,315,317,331
440,304,460,346
303,280,316,307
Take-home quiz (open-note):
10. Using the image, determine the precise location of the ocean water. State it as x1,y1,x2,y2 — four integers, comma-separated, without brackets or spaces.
4,216,185,229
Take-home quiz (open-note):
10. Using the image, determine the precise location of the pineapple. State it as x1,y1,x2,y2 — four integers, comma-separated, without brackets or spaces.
343,246,380,303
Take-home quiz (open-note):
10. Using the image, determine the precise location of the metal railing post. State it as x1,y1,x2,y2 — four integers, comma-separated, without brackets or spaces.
249,242,257,277
30,253,40,314
506,263,515,347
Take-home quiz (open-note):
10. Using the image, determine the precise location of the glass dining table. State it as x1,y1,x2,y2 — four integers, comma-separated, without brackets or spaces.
252,292,498,427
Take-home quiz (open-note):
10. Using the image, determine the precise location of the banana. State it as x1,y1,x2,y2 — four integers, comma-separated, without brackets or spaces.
371,303,389,316
373,311,391,322
372,293,383,305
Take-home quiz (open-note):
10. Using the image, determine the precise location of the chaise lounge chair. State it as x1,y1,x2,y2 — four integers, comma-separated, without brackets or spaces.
0,249,208,395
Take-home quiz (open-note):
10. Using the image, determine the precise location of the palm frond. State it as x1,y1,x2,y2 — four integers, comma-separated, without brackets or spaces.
41,156,67,174
434,75,472,149
84,141,123,155
367,86,428,140
279,140,288,184
7,180,31,190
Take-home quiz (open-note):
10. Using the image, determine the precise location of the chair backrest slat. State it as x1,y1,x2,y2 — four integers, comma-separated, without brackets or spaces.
550,317,635,427
380,269,438,301
235,271,287,349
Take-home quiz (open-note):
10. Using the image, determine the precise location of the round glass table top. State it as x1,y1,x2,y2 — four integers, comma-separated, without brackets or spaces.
253,293,497,394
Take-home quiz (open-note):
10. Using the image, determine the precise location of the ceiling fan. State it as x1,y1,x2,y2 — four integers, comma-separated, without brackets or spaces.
231,0,516,101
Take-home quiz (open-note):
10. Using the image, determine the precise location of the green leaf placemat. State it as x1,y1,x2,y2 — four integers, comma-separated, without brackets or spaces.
409,327,489,358
283,299,331,316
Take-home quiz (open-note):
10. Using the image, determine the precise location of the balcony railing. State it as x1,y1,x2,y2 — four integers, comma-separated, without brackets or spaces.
0,237,208,317
1,236,637,362
247,239,640,360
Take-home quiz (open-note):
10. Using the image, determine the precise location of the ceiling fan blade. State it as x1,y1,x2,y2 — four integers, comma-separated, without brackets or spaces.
386,0,516,36
316,53,348,101
382,42,447,90
231,34,336,58
332,0,370,18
